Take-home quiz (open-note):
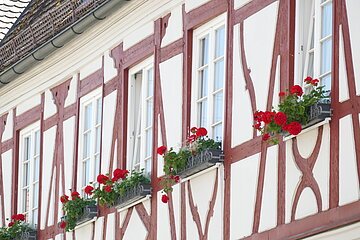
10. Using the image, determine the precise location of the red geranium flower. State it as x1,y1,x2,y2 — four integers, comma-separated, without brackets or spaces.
71,191,80,200
188,134,196,143
284,121,302,135
278,91,286,97
190,127,197,133
157,146,167,155
59,221,67,229
104,185,112,193
8,221,14,227
11,214,25,221
274,112,287,126
252,122,261,130
97,174,109,184
84,186,94,195
196,127,207,137
262,111,275,124
161,194,169,203
290,85,303,96
311,79,319,86
113,169,129,181
262,133,270,141
60,195,69,203
304,76,313,84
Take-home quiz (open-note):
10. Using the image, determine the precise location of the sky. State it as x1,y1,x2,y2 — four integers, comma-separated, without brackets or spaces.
0,0,31,42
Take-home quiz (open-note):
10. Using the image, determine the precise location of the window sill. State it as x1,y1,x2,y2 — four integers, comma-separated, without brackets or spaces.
113,183,152,211
283,117,331,141
180,162,223,183
116,194,151,212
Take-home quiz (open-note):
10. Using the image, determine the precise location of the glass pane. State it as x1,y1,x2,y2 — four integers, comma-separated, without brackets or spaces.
321,3,332,38
24,137,30,161
34,157,39,181
199,67,208,98
95,127,101,154
215,26,225,58
214,59,224,90
96,98,102,125
83,160,90,186
23,163,29,187
213,124,223,142
22,189,29,212
321,74,331,95
307,52,314,77
84,104,92,131
94,154,100,177
33,183,39,207
145,159,151,175
34,131,40,156
199,100,208,127
32,209,38,226
147,68,154,97
83,132,91,159
321,38,332,74
310,21,315,49
199,35,209,66
146,100,153,128
145,129,152,158
213,92,223,123
135,136,140,165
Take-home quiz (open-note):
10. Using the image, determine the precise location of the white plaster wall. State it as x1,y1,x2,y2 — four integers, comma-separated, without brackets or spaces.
295,187,319,220
230,154,259,239
185,0,210,12
63,117,75,193
347,0,360,96
41,126,57,229
16,94,41,116
79,56,103,80
64,75,78,108
123,21,154,51
259,145,278,232
94,216,104,239
104,50,118,84
106,213,116,240
44,89,57,119
234,0,251,10
339,27,350,103
157,190,172,240
161,5,183,47
101,91,117,173
339,115,359,205
75,221,94,239
1,150,12,226
2,111,13,141
243,2,278,112
304,221,360,240
123,210,148,239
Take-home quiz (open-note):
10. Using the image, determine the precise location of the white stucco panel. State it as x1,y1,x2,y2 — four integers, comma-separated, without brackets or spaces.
75,221,94,239
2,111,13,141
94,216,104,240
259,145,278,232
159,54,183,149
346,0,360,96
123,208,148,239
157,191,172,240
234,0,251,10
185,0,210,12
44,89,57,119
230,154,260,239
232,24,253,147
339,115,359,205
80,56,103,80
123,21,154,51
295,187,319,220
1,150,12,225
64,75,78,108
161,5,183,47
105,212,116,240
16,94,41,116
243,2,278,112
339,27,350,103
63,117,75,193
104,50,118,84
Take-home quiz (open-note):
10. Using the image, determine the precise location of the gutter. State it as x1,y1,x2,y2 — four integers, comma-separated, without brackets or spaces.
0,0,130,86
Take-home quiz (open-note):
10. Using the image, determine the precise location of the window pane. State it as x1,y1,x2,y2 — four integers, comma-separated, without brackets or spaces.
83,160,90,186
199,36,209,66
96,98,102,125
34,157,39,181
214,59,224,90
199,100,208,127
34,131,40,156
321,38,332,74
213,92,223,123
146,100,153,128
95,126,101,154
147,68,154,97
199,67,208,98
145,159,151,175
321,74,331,95
24,137,30,161
22,189,29,212
215,26,225,58
32,209,38,226
95,154,100,177
310,21,314,49
307,52,314,77
83,132,91,159
321,3,332,38
84,104,92,131
145,129,152,158
23,163,30,187
33,183,39,207
213,123,223,142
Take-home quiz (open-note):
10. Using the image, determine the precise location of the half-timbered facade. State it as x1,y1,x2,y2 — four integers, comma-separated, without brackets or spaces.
0,0,359,239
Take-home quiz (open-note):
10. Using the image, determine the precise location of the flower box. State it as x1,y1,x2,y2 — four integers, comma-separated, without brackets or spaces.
304,102,331,129
114,183,152,209
177,149,224,178
13,230,37,240
75,204,98,226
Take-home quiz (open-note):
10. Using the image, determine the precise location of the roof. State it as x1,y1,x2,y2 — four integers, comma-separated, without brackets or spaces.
0,0,112,73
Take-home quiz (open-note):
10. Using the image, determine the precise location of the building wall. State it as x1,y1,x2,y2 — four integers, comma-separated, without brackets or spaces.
0,0,359,239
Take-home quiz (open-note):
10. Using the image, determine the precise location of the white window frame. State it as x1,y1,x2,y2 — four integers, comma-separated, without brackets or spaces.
127,57,154,176
18,122,40,227
191,13,227,143
296,0,332,94
78,88,102,193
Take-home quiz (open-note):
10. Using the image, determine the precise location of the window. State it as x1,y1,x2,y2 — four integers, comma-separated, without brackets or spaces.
79,88,102,194
127,58,154,176
191,14,226,142
297,0,332,95
18,123,40,226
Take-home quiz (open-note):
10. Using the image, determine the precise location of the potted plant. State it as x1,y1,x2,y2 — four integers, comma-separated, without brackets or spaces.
0,214,37,240
59,191,97,232
158,127,223,204
253,76,330,144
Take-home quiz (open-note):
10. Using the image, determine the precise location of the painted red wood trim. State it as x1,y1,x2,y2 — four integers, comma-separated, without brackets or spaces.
104,78,117,97
1,139,12,153
11,108,19,215
135,203,151,232
234,0,277,24
118,207,133,240
291,127,323,221
167,192,177,240
123,36,155,69
0,113,8,226
78,68,104,98
160,39,184,63
15,105,41,130
72,74,81,191
43,102,77,131
243,200,360,240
